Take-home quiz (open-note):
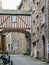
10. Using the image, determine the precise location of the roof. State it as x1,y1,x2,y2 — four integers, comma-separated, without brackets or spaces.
0,9,30,15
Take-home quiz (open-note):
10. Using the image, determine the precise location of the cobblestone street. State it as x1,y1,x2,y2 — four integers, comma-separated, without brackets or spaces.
10,54,48,65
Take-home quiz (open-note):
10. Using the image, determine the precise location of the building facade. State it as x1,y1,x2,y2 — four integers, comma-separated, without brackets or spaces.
32,0,46,59
18,0,46,60
0,0,30,54
0,0,48,61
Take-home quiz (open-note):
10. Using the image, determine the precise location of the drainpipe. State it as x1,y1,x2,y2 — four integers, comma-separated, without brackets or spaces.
45,0,49,62
30,0,33,57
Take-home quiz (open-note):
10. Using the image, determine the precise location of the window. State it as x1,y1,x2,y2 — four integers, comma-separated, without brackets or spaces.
33,33,35,35
37,27,39,31
12,16,16,22
25,35,28,38
33,10,35,14
42,6,45,13
33,0,35,3
37,2,40,5
36,15,38,19
33,20,35,24
8,44,10,51
41,24,45,28
37,40,39,42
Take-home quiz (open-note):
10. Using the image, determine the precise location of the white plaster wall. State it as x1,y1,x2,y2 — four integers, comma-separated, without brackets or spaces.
5,33,12,52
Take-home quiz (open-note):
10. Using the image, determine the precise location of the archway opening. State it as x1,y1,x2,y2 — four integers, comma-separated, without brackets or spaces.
0,31,31,55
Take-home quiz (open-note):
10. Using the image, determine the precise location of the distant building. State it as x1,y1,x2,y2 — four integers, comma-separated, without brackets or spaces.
0,0,2,9
18,0,30,11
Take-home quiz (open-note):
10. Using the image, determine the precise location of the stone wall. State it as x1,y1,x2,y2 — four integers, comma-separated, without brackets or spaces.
19,0,46,59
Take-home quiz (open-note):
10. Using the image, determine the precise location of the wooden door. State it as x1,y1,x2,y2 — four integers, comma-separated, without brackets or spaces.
1,35,5,52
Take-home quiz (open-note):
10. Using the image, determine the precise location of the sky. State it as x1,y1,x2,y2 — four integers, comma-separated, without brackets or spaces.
2,0,22,9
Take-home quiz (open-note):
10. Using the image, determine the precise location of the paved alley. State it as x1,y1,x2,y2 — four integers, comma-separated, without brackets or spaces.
10,54,48,65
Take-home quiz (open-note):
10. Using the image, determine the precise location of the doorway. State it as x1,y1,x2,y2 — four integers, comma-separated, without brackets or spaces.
42,35,45,59
33,42,37,58
1,35,6,52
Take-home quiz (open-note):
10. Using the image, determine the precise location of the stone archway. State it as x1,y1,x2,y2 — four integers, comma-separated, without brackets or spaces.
42,35,45,59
